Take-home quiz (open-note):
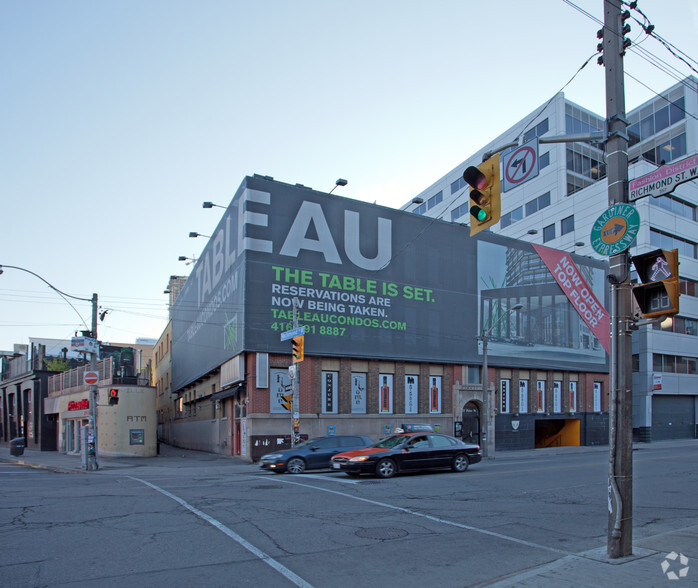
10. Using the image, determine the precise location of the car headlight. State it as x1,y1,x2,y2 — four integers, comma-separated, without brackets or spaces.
349,456,371,462
262,454,283,460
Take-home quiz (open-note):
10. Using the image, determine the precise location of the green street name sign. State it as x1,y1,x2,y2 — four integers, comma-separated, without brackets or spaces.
590,203,640,256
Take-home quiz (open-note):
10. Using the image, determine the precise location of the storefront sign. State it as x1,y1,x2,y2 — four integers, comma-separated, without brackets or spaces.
68,399,89,411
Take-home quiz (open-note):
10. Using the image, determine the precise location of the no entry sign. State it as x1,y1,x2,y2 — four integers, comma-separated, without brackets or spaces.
83,371,99,386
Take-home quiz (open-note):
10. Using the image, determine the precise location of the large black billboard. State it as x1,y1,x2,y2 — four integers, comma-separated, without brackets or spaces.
172,175,608,391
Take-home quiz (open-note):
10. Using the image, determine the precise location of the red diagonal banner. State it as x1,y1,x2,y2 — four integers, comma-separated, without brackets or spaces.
533,244,610,354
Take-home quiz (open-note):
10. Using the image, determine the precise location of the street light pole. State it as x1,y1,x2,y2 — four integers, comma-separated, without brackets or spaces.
0,264,100,470
479,303,523,459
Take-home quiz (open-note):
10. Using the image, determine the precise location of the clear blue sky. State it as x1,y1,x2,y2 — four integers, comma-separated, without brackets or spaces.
1,0,696,353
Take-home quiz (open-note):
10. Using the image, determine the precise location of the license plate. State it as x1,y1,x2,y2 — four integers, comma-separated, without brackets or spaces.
332,463,341,469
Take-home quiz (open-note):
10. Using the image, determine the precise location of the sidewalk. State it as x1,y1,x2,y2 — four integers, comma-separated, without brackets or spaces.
2,441,696,586
0,442,257,476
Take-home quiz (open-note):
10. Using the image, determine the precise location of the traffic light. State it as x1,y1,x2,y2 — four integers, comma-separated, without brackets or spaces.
108,388,119,405
463,153,501,237
281,393,293,412
631,248,679,319
292,335,304,363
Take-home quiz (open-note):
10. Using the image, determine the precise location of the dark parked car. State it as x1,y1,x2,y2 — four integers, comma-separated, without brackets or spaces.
259,435,373,474
330,432,482,478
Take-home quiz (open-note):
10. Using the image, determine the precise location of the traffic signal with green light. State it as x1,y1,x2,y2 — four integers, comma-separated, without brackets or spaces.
463,153,501,237
631,248,679,319
292,335,304,363
108,388,119,405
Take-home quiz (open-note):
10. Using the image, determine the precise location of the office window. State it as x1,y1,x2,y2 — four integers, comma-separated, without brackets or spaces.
525,191,551,216
428,191,443,209
451,202,469,221
539,151,550,169
413,203,426,215
561,215,574,235
543,223,555,242
501,206,523,229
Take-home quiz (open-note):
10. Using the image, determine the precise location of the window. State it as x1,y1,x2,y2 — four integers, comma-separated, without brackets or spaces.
429,435,453,448
679,278,697,297
428,191,443,209
543,224,555,242
501,206,523,229
525,192,551,216
561,215,574,235
451,176,467,194
632,354,640,372
649,194,696,220
413,203,426,215
539,151,550,169
450,202,469,221
524,118,550,142
650,229,697,259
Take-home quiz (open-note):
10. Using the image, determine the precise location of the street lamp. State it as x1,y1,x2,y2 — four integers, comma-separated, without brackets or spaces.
202,201,226,209
480,302,524,459
189,232,210,239
0,264,100,470
178,255,197,266
328,178,348,194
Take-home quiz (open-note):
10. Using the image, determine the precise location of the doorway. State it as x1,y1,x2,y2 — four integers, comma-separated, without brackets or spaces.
462,402,481,445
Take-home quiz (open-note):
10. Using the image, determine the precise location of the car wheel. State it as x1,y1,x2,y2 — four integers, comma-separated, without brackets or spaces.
452,454,470,472
375,458,396,479
287,457,306,474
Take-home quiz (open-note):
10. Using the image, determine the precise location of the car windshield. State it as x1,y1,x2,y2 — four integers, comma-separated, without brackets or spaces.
372,435,408,449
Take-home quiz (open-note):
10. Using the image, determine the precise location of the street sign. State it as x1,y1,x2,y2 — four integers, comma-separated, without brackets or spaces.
629,154,698,201
280,326,305,341
83,371,99,386
72,336,99,354
503,138,539,192
590,203,640,256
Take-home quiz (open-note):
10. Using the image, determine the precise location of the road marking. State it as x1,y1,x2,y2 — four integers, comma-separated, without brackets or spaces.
298,473,361,484
252,476,572,557
129,476,314,588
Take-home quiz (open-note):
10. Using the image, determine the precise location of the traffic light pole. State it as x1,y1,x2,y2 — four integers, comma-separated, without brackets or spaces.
602,0,633,559
88,293,99,471
291,297,300,448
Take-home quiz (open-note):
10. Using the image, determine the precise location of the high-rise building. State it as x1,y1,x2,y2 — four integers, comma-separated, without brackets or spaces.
404,77,698,442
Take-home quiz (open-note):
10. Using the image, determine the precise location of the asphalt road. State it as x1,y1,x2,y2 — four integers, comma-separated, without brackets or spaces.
1,442,697,587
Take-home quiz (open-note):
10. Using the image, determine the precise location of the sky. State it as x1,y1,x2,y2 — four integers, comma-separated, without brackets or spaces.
1,0,697,355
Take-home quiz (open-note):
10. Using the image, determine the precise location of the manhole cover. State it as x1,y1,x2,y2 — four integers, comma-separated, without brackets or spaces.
355,527,408,540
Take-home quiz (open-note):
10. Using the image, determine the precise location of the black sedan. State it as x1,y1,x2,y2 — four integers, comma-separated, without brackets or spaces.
330,432,482,478
259,435,373,474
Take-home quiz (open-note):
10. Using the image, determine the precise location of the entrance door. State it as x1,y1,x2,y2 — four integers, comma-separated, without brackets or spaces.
234,421,241,455
462,402,481,445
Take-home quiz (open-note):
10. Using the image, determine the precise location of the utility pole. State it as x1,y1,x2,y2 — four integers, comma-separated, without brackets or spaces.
601,0,633,558
88,293,99,471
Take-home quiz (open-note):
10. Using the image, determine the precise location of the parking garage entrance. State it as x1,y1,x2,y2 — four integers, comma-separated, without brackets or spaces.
535,418,580,448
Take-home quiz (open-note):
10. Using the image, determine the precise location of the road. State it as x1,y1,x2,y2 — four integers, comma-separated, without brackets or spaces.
1,442,696,587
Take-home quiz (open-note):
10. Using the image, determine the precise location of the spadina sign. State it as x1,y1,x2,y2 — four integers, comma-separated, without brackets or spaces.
533,244,610,354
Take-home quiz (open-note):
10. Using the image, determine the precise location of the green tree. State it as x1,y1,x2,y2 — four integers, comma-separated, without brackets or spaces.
44,356,71,372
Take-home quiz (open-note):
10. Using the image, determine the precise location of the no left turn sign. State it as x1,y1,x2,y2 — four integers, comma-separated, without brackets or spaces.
503,138,539,191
